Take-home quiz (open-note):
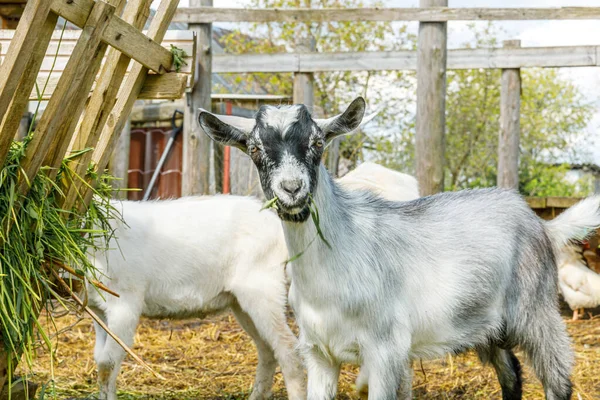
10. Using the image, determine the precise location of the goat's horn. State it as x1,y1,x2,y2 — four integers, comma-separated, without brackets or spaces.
198,108,256,133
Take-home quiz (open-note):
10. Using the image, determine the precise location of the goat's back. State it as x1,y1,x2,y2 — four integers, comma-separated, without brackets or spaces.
89,196,288,319
337,162,419,201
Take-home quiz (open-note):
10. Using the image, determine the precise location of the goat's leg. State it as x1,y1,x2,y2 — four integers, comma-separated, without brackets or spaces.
518,309,573,400
305,345,341,400
355,365,369,399
231,302,278,400
233,280,306,400
477,345,522,400
90,306,108,366
362,339,411,400
95,298,142,400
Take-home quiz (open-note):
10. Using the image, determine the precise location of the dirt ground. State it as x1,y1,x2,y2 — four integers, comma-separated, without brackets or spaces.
16,305,600,400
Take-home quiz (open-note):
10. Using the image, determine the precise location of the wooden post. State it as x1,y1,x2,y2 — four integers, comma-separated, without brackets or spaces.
182,0,213,196
293,32,314,108
109,118,131,200
497,40,521,190
416,0,447,196
15,112,30,141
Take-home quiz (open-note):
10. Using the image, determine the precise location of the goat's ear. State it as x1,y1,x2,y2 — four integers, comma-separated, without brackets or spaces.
315,97,366,144
197,109,251,152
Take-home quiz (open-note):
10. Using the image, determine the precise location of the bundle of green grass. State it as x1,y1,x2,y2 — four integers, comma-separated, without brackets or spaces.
0,136,117,384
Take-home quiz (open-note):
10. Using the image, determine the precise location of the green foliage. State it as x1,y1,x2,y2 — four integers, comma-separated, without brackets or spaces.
169,45,188,73
0,138,118,372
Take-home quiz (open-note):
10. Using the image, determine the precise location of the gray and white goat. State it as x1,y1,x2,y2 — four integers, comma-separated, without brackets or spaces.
198,97,600,400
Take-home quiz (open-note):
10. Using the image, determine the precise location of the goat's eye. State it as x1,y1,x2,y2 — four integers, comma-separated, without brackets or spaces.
248,145,258,154
314,139,324,148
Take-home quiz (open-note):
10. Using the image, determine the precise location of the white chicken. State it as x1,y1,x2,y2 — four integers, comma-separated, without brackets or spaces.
557,243,600,320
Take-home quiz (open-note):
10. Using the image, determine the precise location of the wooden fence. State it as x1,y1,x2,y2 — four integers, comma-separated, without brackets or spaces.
173,5,600,196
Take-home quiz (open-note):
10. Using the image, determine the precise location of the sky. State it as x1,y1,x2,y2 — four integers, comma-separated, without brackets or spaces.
163,0,600,163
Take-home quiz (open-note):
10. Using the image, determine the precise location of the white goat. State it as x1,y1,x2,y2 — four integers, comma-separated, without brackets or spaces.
337,161,419,202
199,97,600,400
87,196,305,400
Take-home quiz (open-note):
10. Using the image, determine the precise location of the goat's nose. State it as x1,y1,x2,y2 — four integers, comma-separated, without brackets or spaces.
281,179,302,197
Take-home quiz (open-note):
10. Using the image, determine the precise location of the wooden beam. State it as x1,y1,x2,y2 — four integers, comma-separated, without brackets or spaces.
497,40,521,190
23,72,188,101
137,72,188,99
416,0,447,196
182,0,213,196
212,45,599,73
109,118,131,200
174,6,600,23
50,0,172,74
0,30,194,75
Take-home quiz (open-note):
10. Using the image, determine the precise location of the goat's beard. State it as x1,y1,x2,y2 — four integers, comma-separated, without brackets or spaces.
278,205,310,223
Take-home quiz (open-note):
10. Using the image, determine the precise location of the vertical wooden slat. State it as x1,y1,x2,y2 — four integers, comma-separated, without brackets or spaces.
17,1,117,194
293,38,315,107
0,0,54,165
497,40,522,190
416,0,448,196
109,118,131,200
182,0,213,196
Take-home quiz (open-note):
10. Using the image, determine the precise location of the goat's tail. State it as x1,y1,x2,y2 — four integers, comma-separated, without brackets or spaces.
544,195,600,249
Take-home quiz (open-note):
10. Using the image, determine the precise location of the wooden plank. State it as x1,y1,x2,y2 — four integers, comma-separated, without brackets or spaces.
138,72,188,99
18,0,116,194
4,43,588,76
0,30,194,75
27,71,188,101
212,45,599,73
109,118,131,200
416,0,447,196
214,53,300,73
547,197,581,208
50,0,172,74
497,40,521,190
182,0,213,196
525,197,546,209
0,0,52,153
0,12,57,166
174,6,600,23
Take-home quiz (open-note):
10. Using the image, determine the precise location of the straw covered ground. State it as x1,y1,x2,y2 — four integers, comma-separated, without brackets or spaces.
17,305,600,399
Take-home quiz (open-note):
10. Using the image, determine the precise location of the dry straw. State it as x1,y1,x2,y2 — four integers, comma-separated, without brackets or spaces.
20,310,600,399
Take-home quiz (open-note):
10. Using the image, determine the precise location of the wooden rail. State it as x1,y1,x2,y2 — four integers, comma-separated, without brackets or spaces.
174,6,600,23
211,45,600,73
